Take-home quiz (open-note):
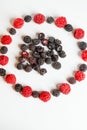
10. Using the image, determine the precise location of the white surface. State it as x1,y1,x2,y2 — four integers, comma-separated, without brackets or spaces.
0,0,87,130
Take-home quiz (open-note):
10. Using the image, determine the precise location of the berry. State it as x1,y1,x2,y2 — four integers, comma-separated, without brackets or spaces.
37,58,45,65
59,83,71,94
0,55,9,66
18,57,25,63
36,46,44,53
23,35,31,43
29,57,36,64
32,39,40,45
58,50,66,58
29,44,36,51
5,74,16,84
45,58,52,64
48,37,55,43
38,33,45,40
79,64,87,72
9,28,16,35
55,45,62,52
0,46,8,54
40,68,47,75
39,91,51,102
55,39,62,44
24,15,32,22
41,39,48,46
17,63,23,70
51,55,58,62
74,28,84,39
20,44,28,51
74,71,85,81
13,18,24,29
67,77,76,84
51,89,60,97
34,13,45,24
21,86,32,97
14,84,23,92
55,16,67,28
81,50,87,61
64,24,73,32
24,64,32,72
0,68,6,76
46,16,54,24
47,42,55,50
32,91,39,98
21,51,29,58
52,62,61,69
78,41,87,50
1,35,12,45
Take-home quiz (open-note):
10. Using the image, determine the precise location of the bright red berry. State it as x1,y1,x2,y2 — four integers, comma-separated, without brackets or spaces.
74,71,85,81
81,50,87,61
21,86,32,97
0,55,9,66
34,13,45,24
55,16,67,28
39,91,51,102
74,28,84,39
13,18,24,29
21,51,29,58
59,83,71,94
5,74,16,84
1,35,12,45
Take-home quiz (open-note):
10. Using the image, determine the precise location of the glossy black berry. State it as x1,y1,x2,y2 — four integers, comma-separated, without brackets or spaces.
29,57,36,64
0,46,8,54
40,68,47,75
17,63,23,70
24,64,32,72
78,41,87,50
46,16,54,24
64,24,73,32
38,33,45,40
40,52,46,58
29,44,36,51
46,50,54,56
18,57,25,63
58,50,66,58
32,39,40,45
35,46,44,53
55,39,62,45
52,62,61,69
51,89,60,97
51,55,58,62
32,91,39,98
23,35,31,43
48,37,55,43
9,28,16,35
45,58,52,64
14,84,23,92
79,64,87,72
32,52,40,58
67,77,76,84
47,42,55,50
55,45,62,52
0,68,6,76
24,15,32,22
20,44,28,51
37,58,45,66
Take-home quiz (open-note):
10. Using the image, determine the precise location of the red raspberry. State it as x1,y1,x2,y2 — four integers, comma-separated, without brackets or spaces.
81,50,87,61
13,18,24,29
39,91,51,102
59,83,71,94
34,13,45,24
1,35,12,45
5,74,16,84
74,28,84,39
21,86,32,97
55,16,67,28
74,71,85,81
0,55,9,66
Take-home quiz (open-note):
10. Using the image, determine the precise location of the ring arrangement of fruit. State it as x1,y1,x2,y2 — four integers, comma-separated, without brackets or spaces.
0,13,87,102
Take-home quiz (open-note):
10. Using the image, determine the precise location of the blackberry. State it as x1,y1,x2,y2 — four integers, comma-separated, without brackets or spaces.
29,44,36,51
47,42,55,50
37,58,45,65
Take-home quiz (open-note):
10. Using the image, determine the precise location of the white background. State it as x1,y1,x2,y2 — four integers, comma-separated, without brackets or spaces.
0,0,87,130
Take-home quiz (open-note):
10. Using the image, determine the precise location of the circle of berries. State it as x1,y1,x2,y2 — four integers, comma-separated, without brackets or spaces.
0,13,87,102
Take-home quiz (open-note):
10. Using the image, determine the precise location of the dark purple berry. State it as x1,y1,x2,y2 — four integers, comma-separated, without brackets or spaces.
40,68,47,75
51,55,58,62
24,15,32,22
45,58,52,64
0,46,8,54
78,41,87,50
46,16,54,24
32,91,39,98
9,28,16,35
14,84,23,92
37,58,45,66
67,77,76,84
64,24,73,32
20,44,28,51
58,50,66,58
23,35,31,43
79,64,87,72
24,64,32,72
29,44,36,51
0,68,6,76
52,62,61,69
32,39,40,45
51,89,60,97
17,63,23,70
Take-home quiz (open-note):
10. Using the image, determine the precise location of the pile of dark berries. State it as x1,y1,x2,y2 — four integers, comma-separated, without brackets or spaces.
16,33,66,75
